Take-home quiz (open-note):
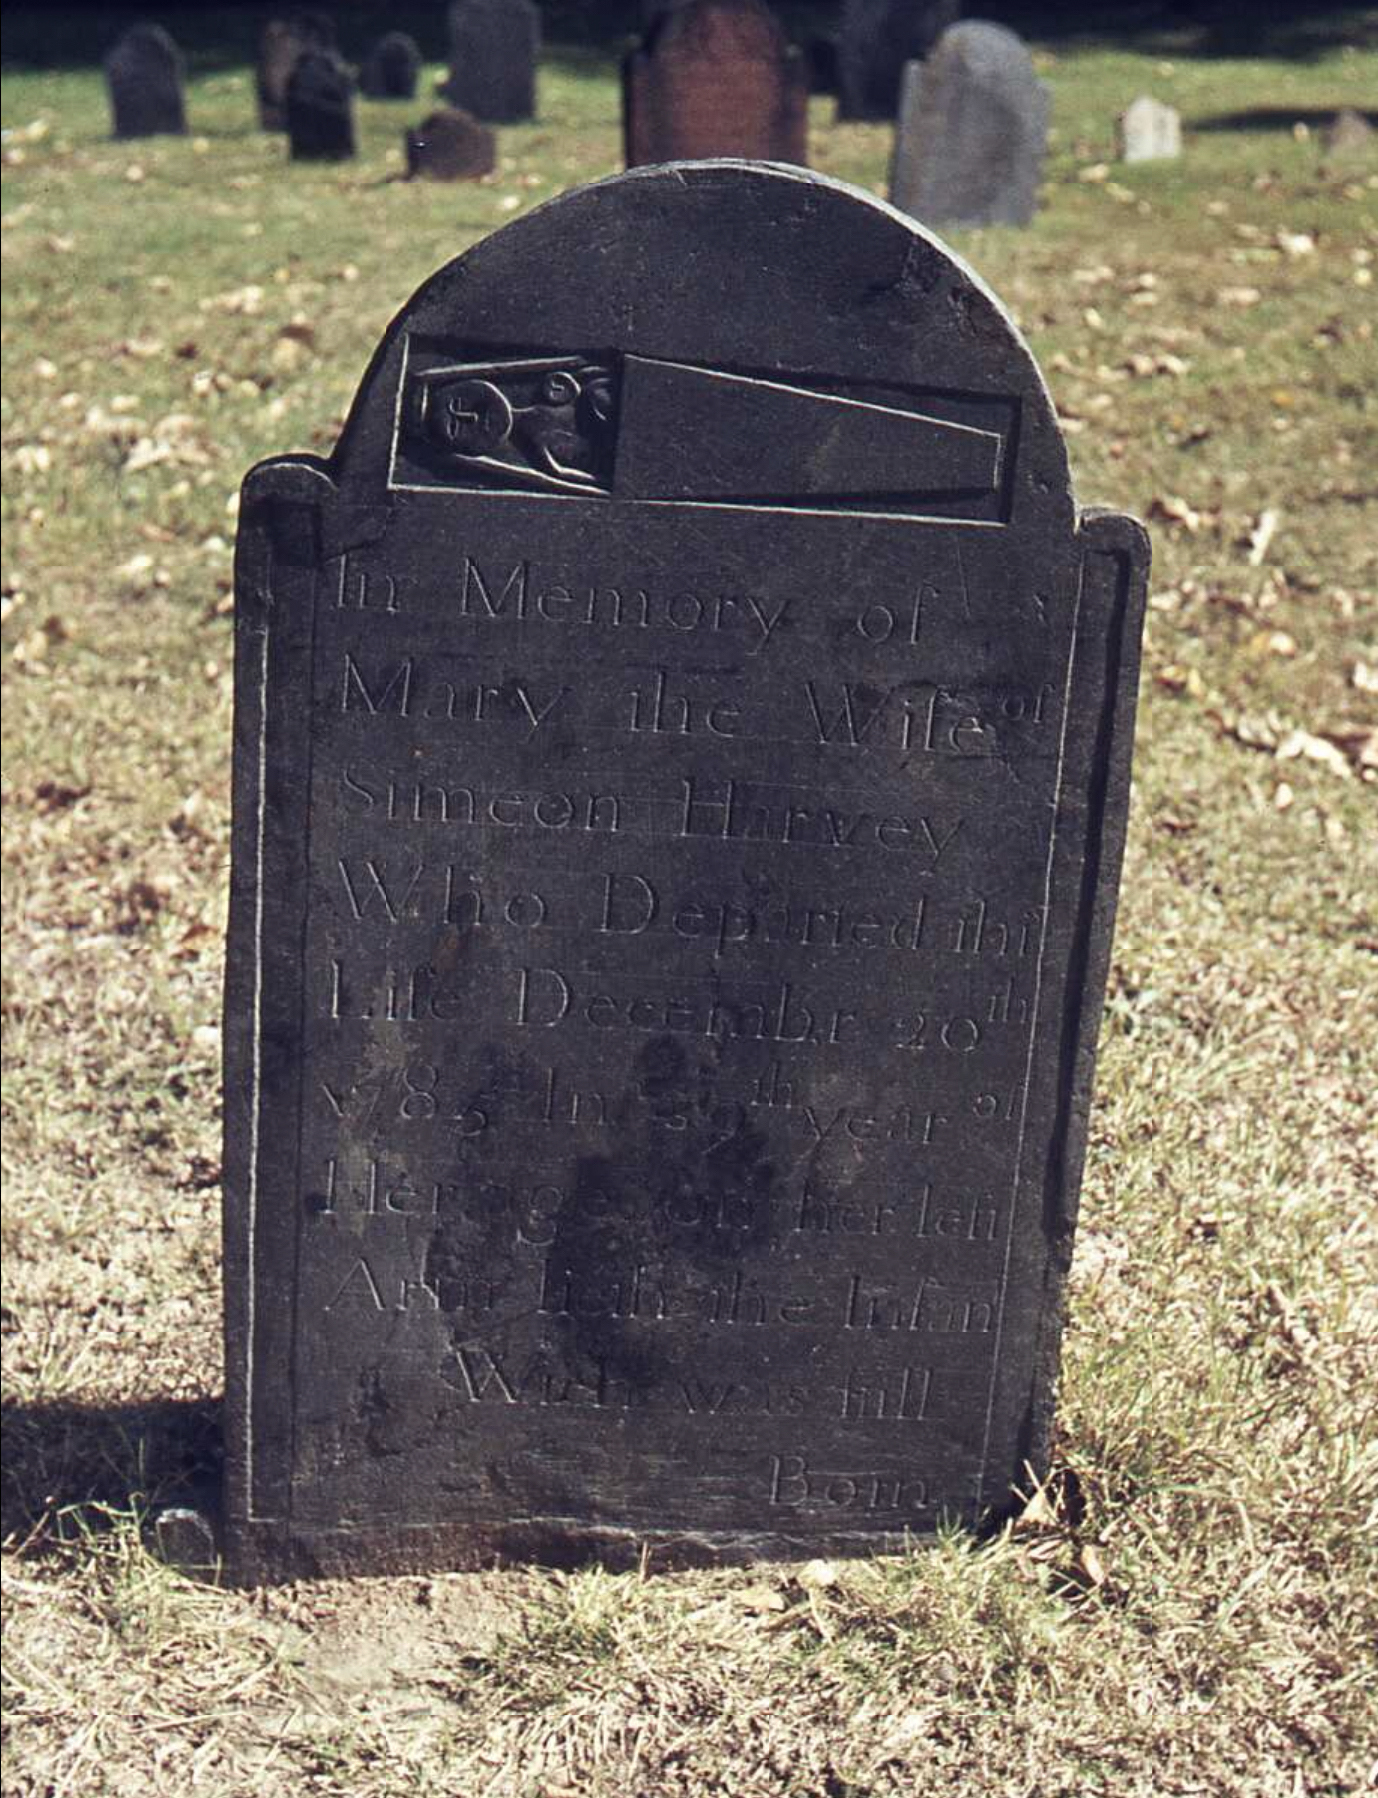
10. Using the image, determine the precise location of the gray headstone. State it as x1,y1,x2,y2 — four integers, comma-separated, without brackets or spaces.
889,25,1049,229
286,49,355,161
1321,107,1373,160
258,11,337,132
406,107,496,180
1116,95,1181,163
361,31,423,101
837,0,962,121
624,0,808,169
443,0,538,125
104,24,187,140
224,161,1148,1583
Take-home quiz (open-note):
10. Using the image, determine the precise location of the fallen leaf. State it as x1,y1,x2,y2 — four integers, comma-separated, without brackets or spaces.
738,1584,788,1614
1276,729,1352,780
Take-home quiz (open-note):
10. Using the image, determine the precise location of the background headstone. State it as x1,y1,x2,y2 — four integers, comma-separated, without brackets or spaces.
837,0,962,121
1116,95,1181,163
224,161,1148,1583
1320,107,1373,161
405,107,496,179
889,25,1049,228
104,24,187,140
258,10,337,131
624,0,808,168
361,31,423,101
286,49,356,160
443,0,539,124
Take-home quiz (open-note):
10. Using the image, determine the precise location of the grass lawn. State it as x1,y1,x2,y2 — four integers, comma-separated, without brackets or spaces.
2,12,1376,1796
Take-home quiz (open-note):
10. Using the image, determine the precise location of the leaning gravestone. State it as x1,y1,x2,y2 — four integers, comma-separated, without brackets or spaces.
890,25,1049,228
406,108,496,180
837,0,962,121
360,31,423,101
443,0,538,124
258,10,337,131
104,24,187,140
1116,95,1181,163
224,161,1148,1581
286,50,356,161
624,0,808,168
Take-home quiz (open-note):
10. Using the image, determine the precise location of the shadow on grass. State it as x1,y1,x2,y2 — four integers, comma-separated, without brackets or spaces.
1,1395,221,1551
1192,104,1378,130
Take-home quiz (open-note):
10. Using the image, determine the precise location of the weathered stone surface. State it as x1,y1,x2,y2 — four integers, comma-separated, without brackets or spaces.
258,10,337,131
624,0,808,168
890,25,1049,228
361,31,423,101
1116,94,1181,163
286,49,355,161
406,107,496,180
837,0,962,121
104,23,187,140
443,0,538,124
224,161,1148,1583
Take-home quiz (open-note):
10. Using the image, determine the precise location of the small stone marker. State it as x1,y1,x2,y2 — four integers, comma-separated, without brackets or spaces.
1116,95,1181,163
443,0,538,125
406,108,496,180
890,24,1049,228
104,24,187,140
258,10,337,131
837,0,962,121
360,31,423,101
1321,107,1373,161
286,50,356,161
225,161,1148,1582
624,0,808,168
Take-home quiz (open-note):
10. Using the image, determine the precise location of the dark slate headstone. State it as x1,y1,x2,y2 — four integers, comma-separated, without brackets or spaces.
406,107,496,180
286,49,356,161
225,161,1148,1583
258,10,337,132
624,0,808,169
361,31,423,101
443,0,538,125
837,0,962,121
104,23,187,140
890,25,1049,228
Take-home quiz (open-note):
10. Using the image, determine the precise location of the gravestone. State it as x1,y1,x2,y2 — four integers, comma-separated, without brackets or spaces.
837,0,962,121
286,50,356,161
624,0,808,169
1321,107,1373,161
443,0,538,124
224,161,1148,1582
361,31,423,101
1116,95,1181,163
104,24,187,140
890,26,1049,228
406,108,496,180
258,10,337,131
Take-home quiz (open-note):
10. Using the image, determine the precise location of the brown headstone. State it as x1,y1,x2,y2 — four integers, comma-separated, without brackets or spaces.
406,107,497,180
257,10,337,132
624,0,808,169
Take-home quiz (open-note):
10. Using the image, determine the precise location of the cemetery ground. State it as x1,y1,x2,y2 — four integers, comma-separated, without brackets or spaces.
2,21,1376,1798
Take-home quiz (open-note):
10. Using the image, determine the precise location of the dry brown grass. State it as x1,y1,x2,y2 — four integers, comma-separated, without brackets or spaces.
3,25,1377,1798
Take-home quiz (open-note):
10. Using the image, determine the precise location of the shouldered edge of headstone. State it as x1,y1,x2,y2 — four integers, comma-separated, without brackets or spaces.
223,161,1148,1584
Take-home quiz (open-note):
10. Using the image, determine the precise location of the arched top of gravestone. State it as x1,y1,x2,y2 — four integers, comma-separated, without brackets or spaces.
259,162,1071,538
104,21,183,75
